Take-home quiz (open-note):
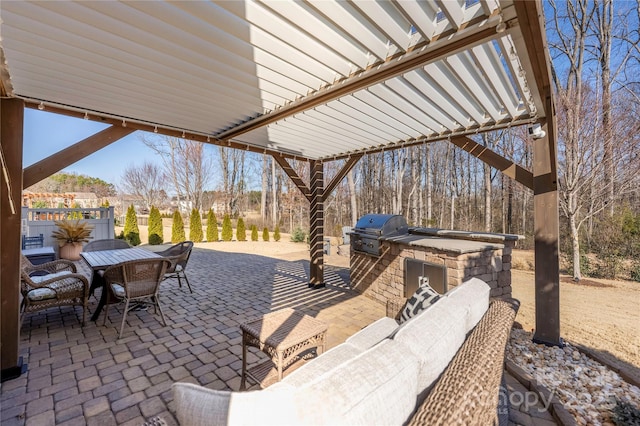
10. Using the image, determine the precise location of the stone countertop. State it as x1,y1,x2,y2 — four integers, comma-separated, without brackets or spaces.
409,227,523,243
382,234,504,254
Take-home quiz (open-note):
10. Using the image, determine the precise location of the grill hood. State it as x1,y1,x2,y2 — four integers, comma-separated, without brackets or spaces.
354,214,408,235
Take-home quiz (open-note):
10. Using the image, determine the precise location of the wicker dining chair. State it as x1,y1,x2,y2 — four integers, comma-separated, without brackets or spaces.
83,238,131,252
102,258,170,339
84,239,132,298
20,254,90,326
157,241,194,293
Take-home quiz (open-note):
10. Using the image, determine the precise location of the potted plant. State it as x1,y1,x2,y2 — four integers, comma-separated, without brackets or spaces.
51,219,94,260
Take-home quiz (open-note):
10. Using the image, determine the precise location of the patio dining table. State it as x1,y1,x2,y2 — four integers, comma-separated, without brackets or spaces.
80,247,162,321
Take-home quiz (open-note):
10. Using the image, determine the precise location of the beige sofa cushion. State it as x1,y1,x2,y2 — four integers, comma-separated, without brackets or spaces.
345,316,399,350
446,277,491,334
392,294,471,394
295,339,420,425
172,383,299,425
281,343,362,387
173,339,419,425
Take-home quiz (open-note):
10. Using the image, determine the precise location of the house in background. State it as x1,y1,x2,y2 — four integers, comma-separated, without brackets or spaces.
67,192,99,208
105,194,146,218
22,191,75,208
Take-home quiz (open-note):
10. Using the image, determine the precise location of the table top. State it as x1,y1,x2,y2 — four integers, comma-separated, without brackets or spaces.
241,308,327,350
80,247,162,270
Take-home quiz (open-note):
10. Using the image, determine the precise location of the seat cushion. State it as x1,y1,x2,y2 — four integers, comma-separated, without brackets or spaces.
27,288,57,301
296,339,420,425
110,283,126,298
345,316,399,350
172,383,298,425
282,343,362,387
29,271,72,283
392,296,468,395
173,340,420,425
446,277,491,334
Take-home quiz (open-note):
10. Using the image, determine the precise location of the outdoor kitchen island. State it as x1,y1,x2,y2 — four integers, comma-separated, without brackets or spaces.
350,225,520,305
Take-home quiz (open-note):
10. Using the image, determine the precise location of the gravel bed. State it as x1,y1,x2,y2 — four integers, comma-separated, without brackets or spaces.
507,329,640,425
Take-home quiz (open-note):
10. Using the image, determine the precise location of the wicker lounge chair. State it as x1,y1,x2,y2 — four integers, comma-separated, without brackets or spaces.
102,258,170,339
157,241,194,293
20,254,90,326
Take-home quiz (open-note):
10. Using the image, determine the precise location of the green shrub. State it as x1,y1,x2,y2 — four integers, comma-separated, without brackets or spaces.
262,227,270,242
123,205,140,246
236,218,247,241
125,232,141,247
189,208,204,242
124,204,139,235
274,224,281,242
251,225,258,241
171,211,186,243
68,202,83,219
222,214,233,241
206,209,218,242
290,227,306,243
115,230,125,239
148,206,163,245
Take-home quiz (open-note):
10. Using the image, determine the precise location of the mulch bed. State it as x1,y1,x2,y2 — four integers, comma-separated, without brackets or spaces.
560,276,614,288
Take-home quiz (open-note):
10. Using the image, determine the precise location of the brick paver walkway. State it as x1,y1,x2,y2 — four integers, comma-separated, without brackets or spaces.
1,246,384,425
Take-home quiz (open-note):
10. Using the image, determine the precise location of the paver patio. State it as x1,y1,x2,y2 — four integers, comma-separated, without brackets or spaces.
1,246,384,425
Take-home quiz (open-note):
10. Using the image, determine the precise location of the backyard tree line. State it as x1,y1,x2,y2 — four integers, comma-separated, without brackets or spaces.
27,1,639,282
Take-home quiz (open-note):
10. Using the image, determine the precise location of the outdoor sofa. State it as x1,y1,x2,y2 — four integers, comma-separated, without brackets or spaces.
172,278,519,425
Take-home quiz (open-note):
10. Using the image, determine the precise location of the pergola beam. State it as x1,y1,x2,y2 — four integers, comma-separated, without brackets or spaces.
23,125,135,189
323,153,364,201
451,136,533,190
271,155,311,202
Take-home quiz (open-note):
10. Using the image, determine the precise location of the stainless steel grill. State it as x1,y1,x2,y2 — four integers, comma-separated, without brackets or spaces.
351,214,408,256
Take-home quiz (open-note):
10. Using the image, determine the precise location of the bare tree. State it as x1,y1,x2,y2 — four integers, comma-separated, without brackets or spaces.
120,162,166,210
347,169,357,226
218,147,246,215
261,154,268,222
142,135,212,211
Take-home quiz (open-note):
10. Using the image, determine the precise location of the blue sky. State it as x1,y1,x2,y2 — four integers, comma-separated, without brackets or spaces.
23,109,159,187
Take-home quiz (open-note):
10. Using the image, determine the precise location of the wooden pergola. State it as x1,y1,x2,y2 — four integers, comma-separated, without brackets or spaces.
0,0,560,380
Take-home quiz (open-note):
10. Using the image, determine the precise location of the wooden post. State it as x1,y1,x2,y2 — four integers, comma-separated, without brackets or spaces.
1,98,26,381
532,116,561,346
309,160,325,288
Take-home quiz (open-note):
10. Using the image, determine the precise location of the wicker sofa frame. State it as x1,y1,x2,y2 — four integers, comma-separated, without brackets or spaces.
406,298,519,425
